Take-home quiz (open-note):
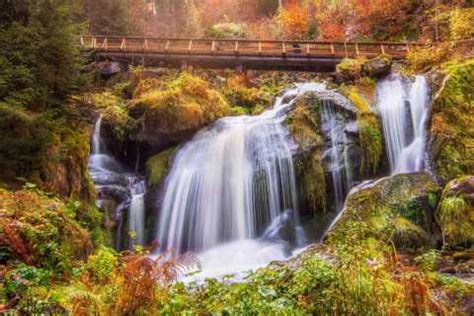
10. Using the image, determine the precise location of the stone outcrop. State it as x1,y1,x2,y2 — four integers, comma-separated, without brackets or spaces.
326,172,442,249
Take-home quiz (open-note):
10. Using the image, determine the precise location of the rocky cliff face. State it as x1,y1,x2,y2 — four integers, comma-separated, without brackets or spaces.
427,60,474,183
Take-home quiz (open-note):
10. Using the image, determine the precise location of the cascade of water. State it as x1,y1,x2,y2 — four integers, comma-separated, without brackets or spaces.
321,101,353,211
156,83,327,255
377,75,430,175
129,180,146,247
88,115,146,250
92,115,103,154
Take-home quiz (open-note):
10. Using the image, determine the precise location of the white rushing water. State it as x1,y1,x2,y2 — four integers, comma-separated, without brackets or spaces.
88,116,146,249
377,75,429,175
321,100,353,211
129,180,146,247
156,83,327,279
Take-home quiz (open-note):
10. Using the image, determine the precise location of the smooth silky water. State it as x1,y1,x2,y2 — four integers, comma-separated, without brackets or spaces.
377,75,429,174
155,83,327,281
89,116,146,249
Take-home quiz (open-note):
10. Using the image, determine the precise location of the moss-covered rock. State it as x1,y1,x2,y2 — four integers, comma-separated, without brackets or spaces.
436,176,474,247
339,83,385,176
361,54,392,78
428,59,474,183
336,55,392,83
0,188,93,272
335,58,364,82
327,172,441,249
288,96,327,214
146,148,176,188
135,72,231,152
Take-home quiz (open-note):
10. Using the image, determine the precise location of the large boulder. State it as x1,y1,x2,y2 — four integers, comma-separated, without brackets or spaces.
286,88,384,215
436,175,474,247
133,73,231,154
286,90,361,216
361,54,392,79
326,172,441,249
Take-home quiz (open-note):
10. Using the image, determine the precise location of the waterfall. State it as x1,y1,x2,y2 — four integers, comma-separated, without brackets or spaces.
92,115,103,154
156,83,326,256
129,180,146,247
377,75,429,175
88,115,146,250
320,101,353,211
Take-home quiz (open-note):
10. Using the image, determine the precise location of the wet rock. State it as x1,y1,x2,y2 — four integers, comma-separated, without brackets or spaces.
286,90,370,215
326,172,442,249
98,61,123,77
133,73,231,153
361,54,392,79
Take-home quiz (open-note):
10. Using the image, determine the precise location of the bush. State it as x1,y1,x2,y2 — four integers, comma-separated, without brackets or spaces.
205,23,247,38
83,247,118,284
407,43,452,72
0,188,93,273
450,8,474,41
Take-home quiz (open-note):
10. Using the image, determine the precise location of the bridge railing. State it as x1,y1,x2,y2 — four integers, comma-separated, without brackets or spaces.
81,35,425,59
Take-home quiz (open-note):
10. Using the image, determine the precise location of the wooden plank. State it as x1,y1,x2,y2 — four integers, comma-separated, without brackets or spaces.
188,40,193,52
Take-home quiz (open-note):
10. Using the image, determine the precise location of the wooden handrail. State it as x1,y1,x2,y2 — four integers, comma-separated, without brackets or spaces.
79,34,428,47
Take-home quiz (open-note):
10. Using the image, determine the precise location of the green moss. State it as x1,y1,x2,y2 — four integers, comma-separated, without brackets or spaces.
230,106,248,116
287,97,327,212
224,86,271,110
146,148,176,187
436,176,474,247
137,72,231,139
327,173,440,249
357,114,383,175
335,58,364,82
429,59,474,182
339,85,383,176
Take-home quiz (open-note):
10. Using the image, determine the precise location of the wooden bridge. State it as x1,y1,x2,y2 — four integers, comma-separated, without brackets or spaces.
81,35,425,72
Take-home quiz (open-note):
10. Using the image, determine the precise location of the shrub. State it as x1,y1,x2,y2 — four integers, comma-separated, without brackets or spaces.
450,8,474,41
83,247,118,285
0,188,93,273
205,23,247,38
407,43,452,72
